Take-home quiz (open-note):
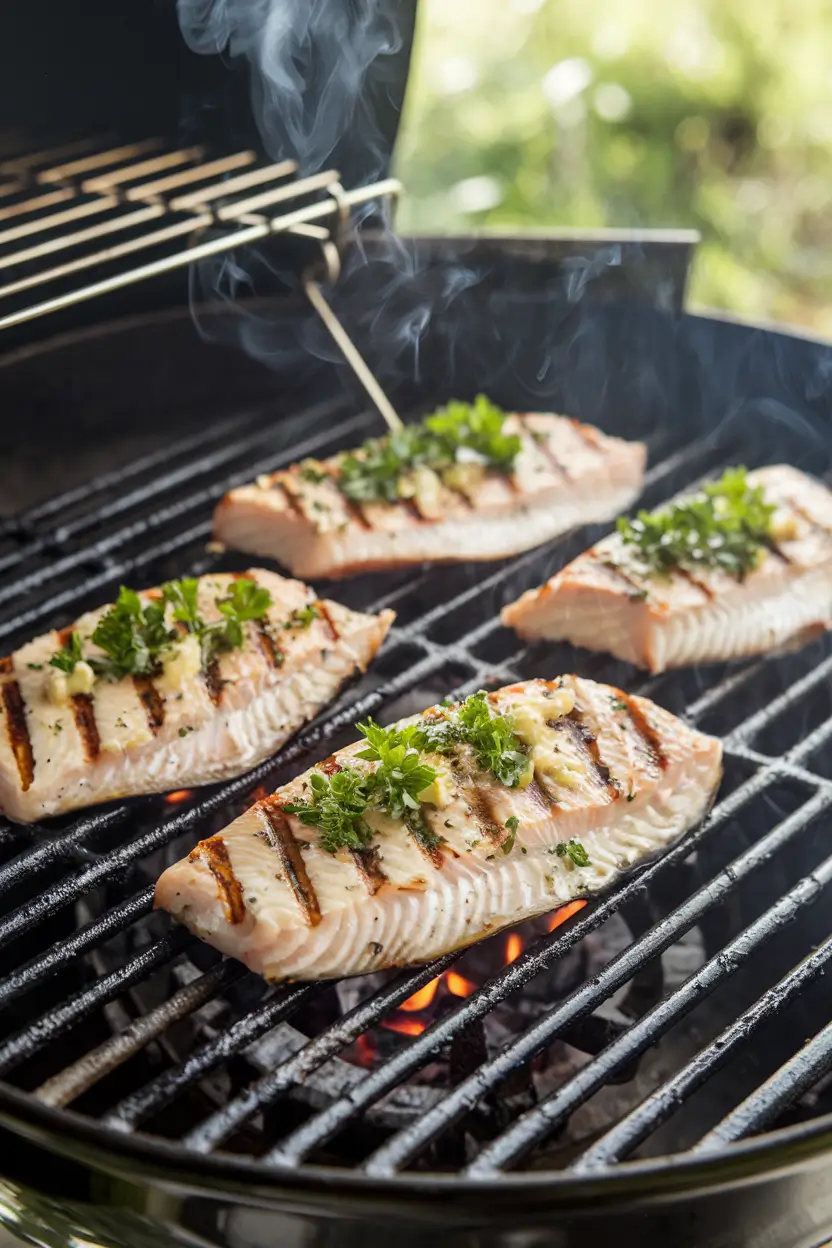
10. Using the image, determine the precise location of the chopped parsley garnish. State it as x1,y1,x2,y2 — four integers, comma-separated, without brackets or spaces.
48,631,84,674
89,589,176,682
421,691,530,788
161,576,273,669
337,395,522,505
617,467,774,580
298,460,329,484
283,603,321,630
27,662,44,671
52,577,273,684
555,838,591,867
284,769,374,854
356,718,439,821
502,815,520,855
610,697,627,712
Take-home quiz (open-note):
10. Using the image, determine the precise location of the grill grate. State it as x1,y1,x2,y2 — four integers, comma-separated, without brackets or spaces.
0,384,832,1183
0,138,399,332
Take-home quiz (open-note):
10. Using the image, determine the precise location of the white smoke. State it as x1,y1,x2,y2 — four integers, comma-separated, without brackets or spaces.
177,0,405,181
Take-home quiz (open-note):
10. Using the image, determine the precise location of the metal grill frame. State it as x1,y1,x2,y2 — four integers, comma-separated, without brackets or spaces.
0,319,832,1207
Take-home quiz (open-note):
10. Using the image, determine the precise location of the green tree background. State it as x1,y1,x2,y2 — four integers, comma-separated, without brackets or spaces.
395,0,831,338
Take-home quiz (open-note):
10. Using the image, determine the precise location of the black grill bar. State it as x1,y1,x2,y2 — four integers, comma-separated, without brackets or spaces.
468,858,832,1176
693,1020,832,1153
0,806,131,899
0,885,154,1009
105,982,322,1131
33,959,244,1109
358,783,832,1177
569,933,832,1172
184,953,464,1152
0,929,191,1077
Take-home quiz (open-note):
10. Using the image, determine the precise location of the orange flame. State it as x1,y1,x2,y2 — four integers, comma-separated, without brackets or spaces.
400,976,440,1012
504,932,523,964
547,899,588,931
354,1034,376,1067
165,789,194,805
382,1016,426,1037
445,970,477,998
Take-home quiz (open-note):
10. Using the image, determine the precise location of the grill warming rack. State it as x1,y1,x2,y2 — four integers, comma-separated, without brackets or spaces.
0,137,404,430
0,396,831,1179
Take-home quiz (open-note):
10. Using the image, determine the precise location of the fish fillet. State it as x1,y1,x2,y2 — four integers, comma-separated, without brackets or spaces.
0,569,394,823
502,465,832,673
213,414,646,578
155,678,722,981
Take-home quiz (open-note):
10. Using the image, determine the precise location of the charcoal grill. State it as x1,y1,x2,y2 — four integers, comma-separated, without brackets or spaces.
0,274,831,1248
2,4,832,1248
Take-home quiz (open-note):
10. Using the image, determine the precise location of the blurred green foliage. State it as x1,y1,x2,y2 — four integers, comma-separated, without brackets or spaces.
395,0,832,337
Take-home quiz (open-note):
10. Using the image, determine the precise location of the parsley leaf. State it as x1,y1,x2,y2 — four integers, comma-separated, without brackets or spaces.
89,588,176,681
423,691,529,788
298,460,329,484
283,603,320,630
555,839,591,867
356,717,439,820
502,815,520,855
337,396,521,505
283,768,374,854
617,466,774,580
49,631,84,674
161,576,273,668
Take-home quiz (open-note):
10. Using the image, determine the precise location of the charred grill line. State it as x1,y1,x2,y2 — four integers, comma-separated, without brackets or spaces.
351,845,388,895
203,659,224,707
314,600,341,642
133,677,165,732
189,836,246,926
2,679,34,790
518,416,570,478
258,801,322,927
254,618,282,668
565,708,620,799
620,693,669,772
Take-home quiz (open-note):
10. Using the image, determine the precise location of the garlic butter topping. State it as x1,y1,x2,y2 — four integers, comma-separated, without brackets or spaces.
159,633,202,691
47,659,96,705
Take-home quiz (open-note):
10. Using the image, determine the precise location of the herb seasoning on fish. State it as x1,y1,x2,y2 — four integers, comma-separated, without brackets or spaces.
617,466,775,579
337,395,522,504
48,577,273,681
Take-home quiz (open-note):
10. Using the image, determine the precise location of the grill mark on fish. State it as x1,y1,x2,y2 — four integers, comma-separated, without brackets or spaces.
275,479,308,519
405,810,445,868
203,659,224,706
467,785,506,847
674,566,715,599
258,800,322,926
518,416,570,478
569,418,604,451
254,617,283,668
319,755,342,776
133,676,165,732
763,537,793,566
526,775,559,813
314,600,341,642
593,554,649,598
0,657,12,676
789,498,831,538
565,708,620,799
619,693,668,772
190,836,246,925
351,844,388,895
2,680,34,790
71,693,101,761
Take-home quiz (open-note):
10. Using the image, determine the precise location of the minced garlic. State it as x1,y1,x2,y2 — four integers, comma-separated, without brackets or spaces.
47,659,96,704
511,687,581,789
769,509,800,542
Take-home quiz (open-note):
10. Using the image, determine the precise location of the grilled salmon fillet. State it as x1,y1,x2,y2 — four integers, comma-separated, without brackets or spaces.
0,570,394,823
502,465,832,673
155,677,722,982
213,414,646,578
